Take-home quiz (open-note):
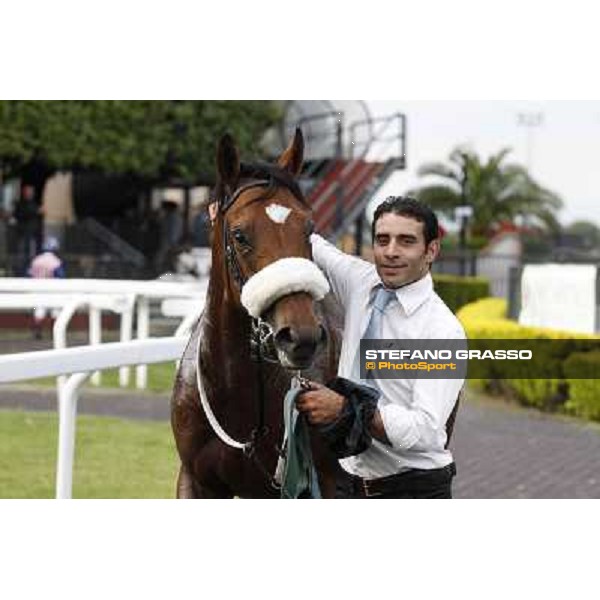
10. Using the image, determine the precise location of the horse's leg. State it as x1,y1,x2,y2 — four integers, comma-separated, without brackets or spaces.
176,463,196,498
176,458,236,499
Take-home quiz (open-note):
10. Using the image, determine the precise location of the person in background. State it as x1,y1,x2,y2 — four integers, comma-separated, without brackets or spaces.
155,199,183,274
13,185,43,273
208,198,218,226
192,206,212,248
0,206,8,272
174,238,200,280
188,198,217,277
28,237,66,339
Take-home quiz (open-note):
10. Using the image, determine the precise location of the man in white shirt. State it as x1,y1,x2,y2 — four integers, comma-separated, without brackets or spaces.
296,196,466,498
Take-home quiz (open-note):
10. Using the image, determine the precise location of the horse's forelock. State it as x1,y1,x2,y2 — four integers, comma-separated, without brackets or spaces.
236,161,305,204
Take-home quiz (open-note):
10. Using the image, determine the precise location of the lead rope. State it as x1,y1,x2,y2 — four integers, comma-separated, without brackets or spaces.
273,374,312,491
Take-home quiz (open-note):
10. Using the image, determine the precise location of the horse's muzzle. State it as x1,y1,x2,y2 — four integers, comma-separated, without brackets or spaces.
274,324,327,369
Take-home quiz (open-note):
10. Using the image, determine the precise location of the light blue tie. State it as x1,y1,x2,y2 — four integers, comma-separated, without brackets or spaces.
352,287,397,384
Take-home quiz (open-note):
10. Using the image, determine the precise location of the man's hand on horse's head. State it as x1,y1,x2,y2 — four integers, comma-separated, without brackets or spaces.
295,380,346,425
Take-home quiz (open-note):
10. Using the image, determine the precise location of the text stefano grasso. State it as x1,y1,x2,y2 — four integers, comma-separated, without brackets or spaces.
364,349,533,360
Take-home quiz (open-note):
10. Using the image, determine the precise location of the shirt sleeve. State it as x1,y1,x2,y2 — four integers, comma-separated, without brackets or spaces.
378,325,466,452
310,233,372,308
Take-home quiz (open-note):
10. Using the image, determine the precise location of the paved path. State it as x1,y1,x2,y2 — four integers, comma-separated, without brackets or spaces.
1,383,599,498
450,390,600,498
0,385,171,421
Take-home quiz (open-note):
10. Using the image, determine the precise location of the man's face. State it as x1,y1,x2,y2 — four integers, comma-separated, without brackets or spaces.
372,212,439,289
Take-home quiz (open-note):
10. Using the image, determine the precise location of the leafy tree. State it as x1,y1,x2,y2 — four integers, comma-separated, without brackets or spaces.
409,146,563,236
562,220,600,248
0,101,281,197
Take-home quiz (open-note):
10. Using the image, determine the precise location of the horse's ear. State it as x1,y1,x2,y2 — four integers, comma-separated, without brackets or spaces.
216,133,240,188
277,128,304,176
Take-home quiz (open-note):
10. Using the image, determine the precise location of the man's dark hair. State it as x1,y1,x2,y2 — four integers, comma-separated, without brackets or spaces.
372,196,439,245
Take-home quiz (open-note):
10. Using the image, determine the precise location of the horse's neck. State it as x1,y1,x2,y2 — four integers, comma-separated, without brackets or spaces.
204,260,251,358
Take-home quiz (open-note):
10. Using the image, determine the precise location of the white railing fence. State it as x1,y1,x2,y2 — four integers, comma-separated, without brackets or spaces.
0,336,188,499
0,277,207,388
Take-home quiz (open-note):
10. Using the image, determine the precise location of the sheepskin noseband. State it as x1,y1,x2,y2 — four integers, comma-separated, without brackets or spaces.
240,257,330,318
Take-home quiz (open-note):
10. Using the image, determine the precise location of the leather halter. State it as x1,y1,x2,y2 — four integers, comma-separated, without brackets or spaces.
218,176,312,363
220,181,269,289
219,176,308,291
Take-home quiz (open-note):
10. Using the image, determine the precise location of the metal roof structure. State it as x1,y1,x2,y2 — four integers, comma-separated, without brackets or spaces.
266,100,374,160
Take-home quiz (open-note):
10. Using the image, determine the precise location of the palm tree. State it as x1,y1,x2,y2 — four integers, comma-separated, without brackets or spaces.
409,147,563,237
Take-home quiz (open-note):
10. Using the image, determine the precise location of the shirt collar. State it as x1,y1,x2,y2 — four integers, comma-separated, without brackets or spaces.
369,272,433,316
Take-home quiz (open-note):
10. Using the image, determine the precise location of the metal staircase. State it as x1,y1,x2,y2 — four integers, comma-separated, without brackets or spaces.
314,156,404,243
272,102,407,250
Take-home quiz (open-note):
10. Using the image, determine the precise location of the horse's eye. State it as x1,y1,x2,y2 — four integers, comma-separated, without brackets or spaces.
232,228,251,248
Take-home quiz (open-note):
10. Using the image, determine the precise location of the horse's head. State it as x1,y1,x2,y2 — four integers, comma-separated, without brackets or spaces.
214,129,329,370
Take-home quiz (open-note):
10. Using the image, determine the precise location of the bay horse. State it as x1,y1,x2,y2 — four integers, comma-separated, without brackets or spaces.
170,129,342,498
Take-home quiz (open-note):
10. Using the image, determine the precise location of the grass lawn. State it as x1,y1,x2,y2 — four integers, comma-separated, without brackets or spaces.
0,410,179,499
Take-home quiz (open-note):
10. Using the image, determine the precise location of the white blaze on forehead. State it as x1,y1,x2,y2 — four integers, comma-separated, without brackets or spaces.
265,203,292,224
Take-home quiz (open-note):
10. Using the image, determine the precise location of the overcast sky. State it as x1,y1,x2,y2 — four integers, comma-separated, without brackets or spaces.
365,101,600,228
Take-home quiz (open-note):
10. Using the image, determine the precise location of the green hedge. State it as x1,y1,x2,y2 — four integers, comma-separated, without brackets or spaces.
433,274,490,313
564,352,600,421
457,298,600,419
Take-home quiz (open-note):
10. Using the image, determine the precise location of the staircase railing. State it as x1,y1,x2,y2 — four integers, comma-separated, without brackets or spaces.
328,157,401,243
284,107,407,244
81,218,146,267
294,111,344,193
349,112,406,165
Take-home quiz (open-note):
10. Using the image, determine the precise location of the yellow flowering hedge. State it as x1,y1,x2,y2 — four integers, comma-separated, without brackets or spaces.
563,352,600,421
456,298,600,420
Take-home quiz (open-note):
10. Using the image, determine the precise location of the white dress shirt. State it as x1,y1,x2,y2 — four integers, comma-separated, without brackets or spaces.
311,234,466,479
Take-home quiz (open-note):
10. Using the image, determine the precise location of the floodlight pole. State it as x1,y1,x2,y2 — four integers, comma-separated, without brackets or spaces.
516,112,544,229
516,111,544,174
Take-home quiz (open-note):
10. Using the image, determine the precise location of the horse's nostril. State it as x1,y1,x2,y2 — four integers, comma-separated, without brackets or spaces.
274,327,297,350
274,326,320,366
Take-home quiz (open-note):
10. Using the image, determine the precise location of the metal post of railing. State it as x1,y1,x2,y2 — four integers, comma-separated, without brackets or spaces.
334,116,344,232
56,371,91,499
354,211,364,256
398,113,405,167
119,294,135,387
89,306,102,385
136,296,150,389
507,266,523,319
53,297,84,397
459,219,468,277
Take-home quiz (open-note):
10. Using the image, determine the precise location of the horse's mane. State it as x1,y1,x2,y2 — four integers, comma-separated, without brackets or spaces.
216,160,305,206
